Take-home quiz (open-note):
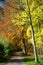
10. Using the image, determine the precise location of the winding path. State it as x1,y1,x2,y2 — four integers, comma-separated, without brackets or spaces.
5,56,26,65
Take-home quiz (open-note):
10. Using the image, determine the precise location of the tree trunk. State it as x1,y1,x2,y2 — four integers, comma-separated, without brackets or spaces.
26,0,38,62
22,28,27,55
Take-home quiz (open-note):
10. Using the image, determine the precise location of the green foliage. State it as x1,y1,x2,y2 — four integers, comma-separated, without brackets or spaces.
0,43,14,58
24,59,43,65
0,63,5,65
5,44,14,56
0,36,5,44
0,37,14,58
0,43,5,59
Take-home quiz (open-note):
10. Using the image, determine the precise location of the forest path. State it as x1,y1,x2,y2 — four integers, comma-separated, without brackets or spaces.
5,52,26,65
5,56,26,65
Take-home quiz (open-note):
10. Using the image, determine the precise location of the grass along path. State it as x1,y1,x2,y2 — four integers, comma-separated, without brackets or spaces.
24,55,43,65
0,63,5,65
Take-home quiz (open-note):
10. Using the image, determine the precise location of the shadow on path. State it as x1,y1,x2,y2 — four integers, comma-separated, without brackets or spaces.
0,57,35,63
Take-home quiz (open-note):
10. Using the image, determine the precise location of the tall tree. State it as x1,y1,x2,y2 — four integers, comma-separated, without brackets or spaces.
26,0,38,62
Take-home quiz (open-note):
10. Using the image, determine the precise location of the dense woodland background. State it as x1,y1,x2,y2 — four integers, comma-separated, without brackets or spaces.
0,0,43,59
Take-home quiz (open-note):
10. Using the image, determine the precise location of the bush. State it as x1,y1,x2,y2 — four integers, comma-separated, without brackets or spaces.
5,44,14,57
0,36,14,59
0,43,5,59
0,42,14,59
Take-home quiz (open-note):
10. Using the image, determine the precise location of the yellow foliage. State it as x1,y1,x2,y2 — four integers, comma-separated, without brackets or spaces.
26,26,31,36
41,28,43,35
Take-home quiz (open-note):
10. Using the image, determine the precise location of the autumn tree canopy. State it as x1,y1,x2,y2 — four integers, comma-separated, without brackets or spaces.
0,0,43,53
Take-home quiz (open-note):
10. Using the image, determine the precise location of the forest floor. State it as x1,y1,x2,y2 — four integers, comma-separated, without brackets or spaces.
0,52,43,65
5,56,26,65
4,52,26,65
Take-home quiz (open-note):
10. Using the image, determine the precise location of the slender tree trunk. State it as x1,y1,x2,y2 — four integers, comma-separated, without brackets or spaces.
21,24,29,55
26,0,38,62
21,27,27,55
